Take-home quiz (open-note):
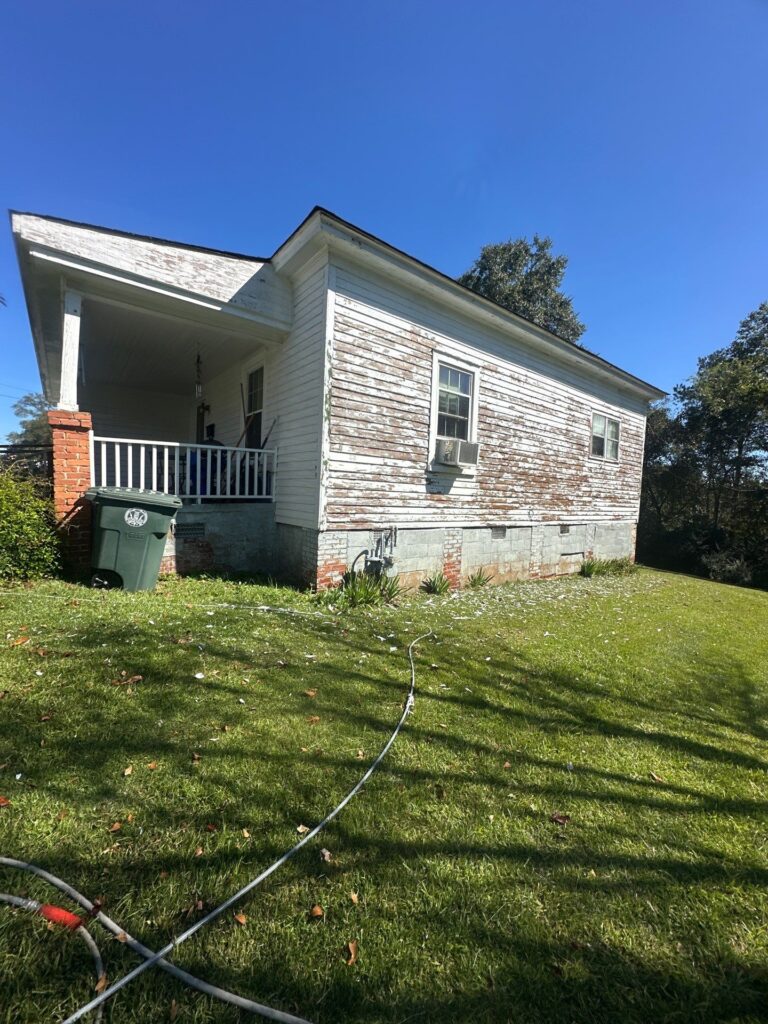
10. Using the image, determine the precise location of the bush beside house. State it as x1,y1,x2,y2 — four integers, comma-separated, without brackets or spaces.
0,469,59,580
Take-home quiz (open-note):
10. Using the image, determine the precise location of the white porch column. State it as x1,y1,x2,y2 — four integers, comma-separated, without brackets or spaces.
58,289,82,411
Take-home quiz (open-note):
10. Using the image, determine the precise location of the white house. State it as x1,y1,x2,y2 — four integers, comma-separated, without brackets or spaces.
11,207,664,587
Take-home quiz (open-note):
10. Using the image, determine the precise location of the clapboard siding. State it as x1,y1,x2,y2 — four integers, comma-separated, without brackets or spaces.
200,261,327,529
324,260,648,528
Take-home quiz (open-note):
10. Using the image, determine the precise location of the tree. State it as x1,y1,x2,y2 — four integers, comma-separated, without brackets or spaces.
638,301,768,586
6,392,52,446
457,235,586,344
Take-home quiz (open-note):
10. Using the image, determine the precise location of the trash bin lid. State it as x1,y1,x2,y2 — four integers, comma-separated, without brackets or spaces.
85,486,183,509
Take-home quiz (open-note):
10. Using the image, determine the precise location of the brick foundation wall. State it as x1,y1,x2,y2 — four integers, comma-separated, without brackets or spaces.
48,409,93,573
442,527,463,587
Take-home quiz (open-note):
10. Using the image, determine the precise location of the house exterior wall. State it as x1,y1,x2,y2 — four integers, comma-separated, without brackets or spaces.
200,256,328,532
310,257,649,585
324,259,647,529
80,382,195,442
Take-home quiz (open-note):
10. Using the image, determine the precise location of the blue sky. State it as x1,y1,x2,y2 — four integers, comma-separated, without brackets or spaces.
1,0,766,438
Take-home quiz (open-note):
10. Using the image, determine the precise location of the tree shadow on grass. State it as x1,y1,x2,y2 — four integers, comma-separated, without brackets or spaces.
2,600,768,1023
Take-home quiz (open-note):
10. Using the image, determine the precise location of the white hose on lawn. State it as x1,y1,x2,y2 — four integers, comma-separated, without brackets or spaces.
2,630,432,1023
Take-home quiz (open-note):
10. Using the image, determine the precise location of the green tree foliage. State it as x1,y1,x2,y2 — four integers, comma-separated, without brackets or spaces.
0,469,59,580
6,392,52,445
639,301,768,586
457,235,586,344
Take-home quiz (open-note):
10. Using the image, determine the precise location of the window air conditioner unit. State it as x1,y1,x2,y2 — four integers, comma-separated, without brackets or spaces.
435,439,480,466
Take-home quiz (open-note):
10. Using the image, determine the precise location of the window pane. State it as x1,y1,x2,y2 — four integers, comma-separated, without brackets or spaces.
439,365,451,386
437,364,472,442
607,418,620,441
248,368,263,414
592,413,606,437
607,438,619,460
591,434,605,457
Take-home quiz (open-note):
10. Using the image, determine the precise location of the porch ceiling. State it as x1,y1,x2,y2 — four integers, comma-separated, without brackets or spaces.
82,296,269,395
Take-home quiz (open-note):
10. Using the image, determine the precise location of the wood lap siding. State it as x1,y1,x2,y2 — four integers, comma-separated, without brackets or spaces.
325,263,647,529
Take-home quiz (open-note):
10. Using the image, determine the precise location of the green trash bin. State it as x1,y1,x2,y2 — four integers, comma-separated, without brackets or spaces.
86,487,182,592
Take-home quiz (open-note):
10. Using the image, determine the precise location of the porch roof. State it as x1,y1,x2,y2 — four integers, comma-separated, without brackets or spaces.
11,212,293,404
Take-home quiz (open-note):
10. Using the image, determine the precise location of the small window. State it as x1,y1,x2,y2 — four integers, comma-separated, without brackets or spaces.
437,364,473,440
246,368,264,449
591,413,620,461
560,524,570,535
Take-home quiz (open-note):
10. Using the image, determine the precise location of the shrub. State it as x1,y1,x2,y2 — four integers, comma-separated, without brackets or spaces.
421,571,451,595
0,469,59,580
317,569,403,609
701,551,753,587
467,567,494,589
580,557,637,578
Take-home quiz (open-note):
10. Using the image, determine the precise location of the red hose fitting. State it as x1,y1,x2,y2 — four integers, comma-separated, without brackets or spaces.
39,903,83,930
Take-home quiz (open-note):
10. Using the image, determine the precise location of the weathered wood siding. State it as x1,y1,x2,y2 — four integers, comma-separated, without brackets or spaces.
324,259,648,529
200,259,328,529
13,214,292,325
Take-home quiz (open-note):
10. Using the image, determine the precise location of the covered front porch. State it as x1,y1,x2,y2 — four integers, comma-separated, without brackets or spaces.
13,211,295,571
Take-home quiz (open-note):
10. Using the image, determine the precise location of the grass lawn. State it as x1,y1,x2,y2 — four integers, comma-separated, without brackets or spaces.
0,568,767,1024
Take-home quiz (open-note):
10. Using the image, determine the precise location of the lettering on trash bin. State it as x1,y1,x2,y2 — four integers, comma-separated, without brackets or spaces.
124,508,149,528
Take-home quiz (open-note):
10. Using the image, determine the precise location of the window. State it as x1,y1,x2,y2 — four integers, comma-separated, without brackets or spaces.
246,367,263,449
437,364,473,440
591,413,620,461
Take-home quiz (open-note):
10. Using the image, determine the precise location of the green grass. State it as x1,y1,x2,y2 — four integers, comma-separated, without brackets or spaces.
0,569,766,1023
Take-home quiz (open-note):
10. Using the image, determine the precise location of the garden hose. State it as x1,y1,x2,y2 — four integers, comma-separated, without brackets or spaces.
0,630,433,1023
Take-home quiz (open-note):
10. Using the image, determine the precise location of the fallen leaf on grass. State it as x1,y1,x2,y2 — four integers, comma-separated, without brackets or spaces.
233,912,247,926
40,713,52,722
320,848,332,863
111,674,143,687
115,931,127,943
194,846,203,857
123,766,133,777
296,824,310,835
170,999,178,1021
147,761,159,771
349,892,359,905
309,904,324,919
503,761,512,769
304,689,317,698
0,796,11,808
549,813,570,826
108,821,122,833
95,974,108,993
11,636,29,647
649,771,665,783
205,823,217,832
307,715,320,725
192,752,202,763
355,749,365,760
0,691,7,700
242,828,250,838
344,939,358,966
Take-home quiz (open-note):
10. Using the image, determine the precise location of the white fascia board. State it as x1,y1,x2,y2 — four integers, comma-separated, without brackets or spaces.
280,211,665,404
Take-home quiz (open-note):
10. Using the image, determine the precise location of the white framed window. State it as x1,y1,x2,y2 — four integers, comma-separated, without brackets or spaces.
437,364,473,440
429,352,480,467
591,412,620,461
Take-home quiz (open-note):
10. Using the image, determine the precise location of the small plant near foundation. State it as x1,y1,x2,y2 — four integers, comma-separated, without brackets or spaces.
421,571,451,595
580,556,637,578
317,569,403,609
467,567,494,589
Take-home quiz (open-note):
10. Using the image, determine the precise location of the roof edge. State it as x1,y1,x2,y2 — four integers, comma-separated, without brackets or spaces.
9,210,271,264
277,206,666,401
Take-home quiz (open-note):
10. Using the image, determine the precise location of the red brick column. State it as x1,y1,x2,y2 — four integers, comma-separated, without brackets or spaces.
48,409,93,573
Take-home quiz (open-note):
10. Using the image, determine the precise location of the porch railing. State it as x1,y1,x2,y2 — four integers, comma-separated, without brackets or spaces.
89,435,276,501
